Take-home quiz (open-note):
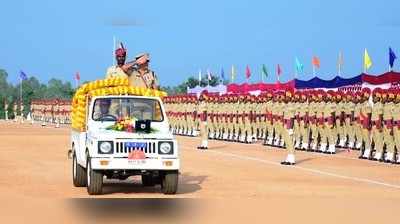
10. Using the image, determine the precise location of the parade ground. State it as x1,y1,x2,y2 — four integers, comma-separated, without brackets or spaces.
0,121,399,224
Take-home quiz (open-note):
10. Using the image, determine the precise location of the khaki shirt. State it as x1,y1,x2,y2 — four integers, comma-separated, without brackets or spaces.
106,65,129,79
392,103,400,121
283,102,295,119
383,102,394,120
371,102,383,121
129,69,159,89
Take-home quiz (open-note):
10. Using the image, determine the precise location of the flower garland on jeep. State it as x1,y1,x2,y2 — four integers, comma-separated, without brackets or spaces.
71,77,167,132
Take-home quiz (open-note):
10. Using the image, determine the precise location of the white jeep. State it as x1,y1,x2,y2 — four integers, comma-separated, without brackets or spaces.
69,95,179,195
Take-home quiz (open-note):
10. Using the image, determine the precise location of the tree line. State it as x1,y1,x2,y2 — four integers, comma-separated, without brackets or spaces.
0,69,74,119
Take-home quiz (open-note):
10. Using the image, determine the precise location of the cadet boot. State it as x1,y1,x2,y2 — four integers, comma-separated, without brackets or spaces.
281,154,296,165
294,141,300,149
373,152,383,161
319,143,327,153
267,137,273,145
311,142,318,151
385,152,394,163
301,142,309,150
360,148,371,159
326,144,336,154
339,139,346,147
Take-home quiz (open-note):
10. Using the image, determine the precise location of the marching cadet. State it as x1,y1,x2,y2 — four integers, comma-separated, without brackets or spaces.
54,99,60,128
243,95,254,143
298,92,310,150
359,88,373,159
258,94,268,140
321,90,337,154
197,92,209,149
236,94,245,142
13,102,17,122
293,92,301,149
281,90,296,165
233,94,241,142
315,90,326,152
271,93,281,146
20,100,25,123
41,100,47,126
214,96,222,140
265,91,274,145
29,101,34,124
335,92,346,148
309,91,319,151
228,95,238,141
370,88,384,161
221,95,230,140
352,92,363,150
343,92,355,148
382,90,395,162
4,99,8,120
392,90,400,164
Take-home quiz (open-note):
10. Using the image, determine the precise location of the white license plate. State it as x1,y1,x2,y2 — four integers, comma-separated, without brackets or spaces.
128,159,146,165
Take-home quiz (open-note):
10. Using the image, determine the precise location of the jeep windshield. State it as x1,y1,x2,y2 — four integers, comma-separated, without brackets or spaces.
92,97,163,122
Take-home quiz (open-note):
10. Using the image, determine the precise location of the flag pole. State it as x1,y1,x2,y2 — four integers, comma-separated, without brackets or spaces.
113,36,116,66
20,76,22,117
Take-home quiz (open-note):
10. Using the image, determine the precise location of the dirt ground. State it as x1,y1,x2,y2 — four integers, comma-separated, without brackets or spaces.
0,121,399,224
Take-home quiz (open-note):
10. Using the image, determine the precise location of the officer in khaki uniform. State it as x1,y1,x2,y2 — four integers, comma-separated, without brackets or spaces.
309,91,319,151
315,90,326,152
392,90,400,164
382,90,395,162
106,44,130,79
273,93,284,147
359,88,373,159
128,53,159,89
298,92,310,150
4,99,9,120
335,92,345,147
343,93,355,148
352,92,363,150
370,88,384,161
293,92,301,149
197,92,209,149
281,90,296,165
265,92,274,145
322,91,337,154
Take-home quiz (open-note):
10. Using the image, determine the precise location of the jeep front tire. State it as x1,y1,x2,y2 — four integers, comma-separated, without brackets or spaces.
86,157,103,195
72,153,87,187
161,171,179,195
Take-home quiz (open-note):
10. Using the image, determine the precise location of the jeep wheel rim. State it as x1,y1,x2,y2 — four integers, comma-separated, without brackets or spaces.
73,155,77,179
87,160,91,187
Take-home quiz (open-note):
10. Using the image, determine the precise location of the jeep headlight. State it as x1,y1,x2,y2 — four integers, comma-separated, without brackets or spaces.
98,141,113,154
158,142,173,155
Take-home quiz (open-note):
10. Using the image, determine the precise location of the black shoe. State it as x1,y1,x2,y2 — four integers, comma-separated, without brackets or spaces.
280,161,295,166
197,146,202,149
370,158,378,161
359,155,366,159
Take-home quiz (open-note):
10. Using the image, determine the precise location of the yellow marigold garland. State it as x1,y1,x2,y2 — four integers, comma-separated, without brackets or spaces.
71,77,167,131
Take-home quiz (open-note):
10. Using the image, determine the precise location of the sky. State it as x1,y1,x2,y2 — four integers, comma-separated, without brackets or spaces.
0,0,399,86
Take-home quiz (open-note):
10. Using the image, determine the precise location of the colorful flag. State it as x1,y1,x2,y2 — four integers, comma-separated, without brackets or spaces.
75,71,80,81
389,47,397,70
220,68,225,80
207,69,212,80
231,65,236,82
312,56,320,69
364,49,372,71
19,70,28,81
262,64,268,79
295,57,304,74
245,65,251,81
